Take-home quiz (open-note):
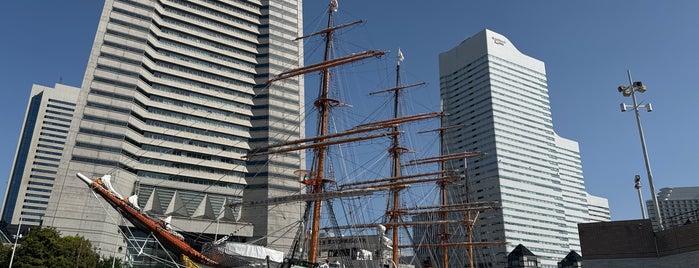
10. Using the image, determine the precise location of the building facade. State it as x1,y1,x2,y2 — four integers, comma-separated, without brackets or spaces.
436,29,609,268
1,84,80,231
2,0,304,259
243,0,306,252
647,186,699,230
587,193,611,222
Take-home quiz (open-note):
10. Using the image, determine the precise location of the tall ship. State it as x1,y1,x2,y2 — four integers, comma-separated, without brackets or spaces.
75,1,502,267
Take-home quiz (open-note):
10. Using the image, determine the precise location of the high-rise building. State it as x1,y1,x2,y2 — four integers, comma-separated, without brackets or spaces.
1,0,304,259
587,193,611,222
1,84,80,231
436,29,609,268
647,186,699,230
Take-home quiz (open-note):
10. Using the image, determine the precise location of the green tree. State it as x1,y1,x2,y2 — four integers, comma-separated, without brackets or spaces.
2,226,120,268
0,242,12,266
98,256,124,268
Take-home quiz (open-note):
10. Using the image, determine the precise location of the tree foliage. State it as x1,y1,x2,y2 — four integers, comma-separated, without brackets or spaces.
0,227,123,267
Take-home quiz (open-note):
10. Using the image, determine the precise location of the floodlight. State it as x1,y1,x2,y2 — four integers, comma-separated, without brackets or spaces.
637,85,647,93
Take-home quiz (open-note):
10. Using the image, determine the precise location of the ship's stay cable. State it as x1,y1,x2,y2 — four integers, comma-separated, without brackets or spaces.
90,2,408,263
89,4,330,238
63,2,335,253
91,54,310,245
89,189,183,267
65,1,357,264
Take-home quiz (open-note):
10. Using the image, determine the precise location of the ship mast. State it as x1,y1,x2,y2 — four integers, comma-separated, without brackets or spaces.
438,124,456,267
412,122,506,268
253,0,388,263
389,49,405,266
262,1,504,265
368,49,430,266
304,2,336,263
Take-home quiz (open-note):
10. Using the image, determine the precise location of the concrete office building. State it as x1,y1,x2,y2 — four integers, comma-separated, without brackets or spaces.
436,29,609,268
1,84,80,231
587,193,611,222
647,186,699,230
1,0,304,259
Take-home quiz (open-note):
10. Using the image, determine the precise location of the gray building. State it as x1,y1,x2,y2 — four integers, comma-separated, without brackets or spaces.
647,187,699,230
1,84,80,231
1,0,304,259
435,29,610,268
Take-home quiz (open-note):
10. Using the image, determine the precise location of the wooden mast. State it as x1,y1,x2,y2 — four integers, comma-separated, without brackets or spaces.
438,124,451,268
415,124,508,268
305,1,336,263
390,49,404,267
367,50,432,267
431,124,465,268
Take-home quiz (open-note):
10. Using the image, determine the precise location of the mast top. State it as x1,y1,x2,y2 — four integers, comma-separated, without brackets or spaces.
330,0,339,12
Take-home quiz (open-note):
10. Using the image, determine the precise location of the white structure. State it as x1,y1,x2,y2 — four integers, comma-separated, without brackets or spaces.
2,0,304,259
647,187,699,230
587,194,611,222
437,29,609,268
1,84,80,230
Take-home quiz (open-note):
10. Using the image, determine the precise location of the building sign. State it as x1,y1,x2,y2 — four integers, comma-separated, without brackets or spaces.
492,37,506,46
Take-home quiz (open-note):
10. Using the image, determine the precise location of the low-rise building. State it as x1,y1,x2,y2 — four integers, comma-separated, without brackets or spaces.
579,219,699,267
647,187,699,230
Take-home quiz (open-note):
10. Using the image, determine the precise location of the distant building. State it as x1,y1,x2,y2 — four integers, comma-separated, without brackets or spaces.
587,194,611,222
579,219,699,267
1,84,79,233
432,28,610,267
647,187,699,230
508,244,540,268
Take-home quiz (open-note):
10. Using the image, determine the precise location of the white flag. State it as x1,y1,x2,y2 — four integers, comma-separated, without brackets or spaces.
397,48,405,63
330,0,339,12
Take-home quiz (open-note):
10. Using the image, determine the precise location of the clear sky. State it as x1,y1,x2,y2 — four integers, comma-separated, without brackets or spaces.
1,1,697,222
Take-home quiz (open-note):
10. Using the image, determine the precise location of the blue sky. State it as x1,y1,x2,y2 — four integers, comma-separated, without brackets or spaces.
1,1,697,222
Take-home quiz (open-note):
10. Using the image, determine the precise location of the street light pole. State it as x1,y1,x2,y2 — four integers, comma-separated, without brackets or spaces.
9,218,23,267
634,175,646,219
618,69,663,230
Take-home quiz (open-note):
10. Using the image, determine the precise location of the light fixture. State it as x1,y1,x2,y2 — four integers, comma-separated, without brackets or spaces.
634,81,647,93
